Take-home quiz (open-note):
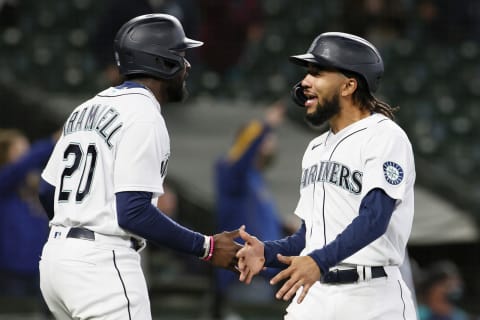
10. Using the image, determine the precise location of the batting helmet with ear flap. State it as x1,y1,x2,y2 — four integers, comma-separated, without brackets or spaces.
289,32,384,107
114,14,203,80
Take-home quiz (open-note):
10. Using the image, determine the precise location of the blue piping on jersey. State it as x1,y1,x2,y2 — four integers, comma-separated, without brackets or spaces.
321,127,368,246
115,81,148,90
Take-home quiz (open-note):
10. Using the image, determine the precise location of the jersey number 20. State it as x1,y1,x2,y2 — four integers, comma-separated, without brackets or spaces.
58,143,97,202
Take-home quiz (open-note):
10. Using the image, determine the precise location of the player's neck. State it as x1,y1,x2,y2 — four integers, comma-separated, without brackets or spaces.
129,78,165,105
329,104,371,134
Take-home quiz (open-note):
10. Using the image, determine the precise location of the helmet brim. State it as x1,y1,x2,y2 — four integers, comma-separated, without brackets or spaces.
289,53,337,69
176,37,204,50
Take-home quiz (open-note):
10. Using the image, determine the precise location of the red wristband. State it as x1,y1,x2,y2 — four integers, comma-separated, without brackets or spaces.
202,236,215,261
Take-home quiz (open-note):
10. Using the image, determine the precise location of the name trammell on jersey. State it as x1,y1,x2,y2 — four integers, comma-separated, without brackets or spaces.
63,104,122,149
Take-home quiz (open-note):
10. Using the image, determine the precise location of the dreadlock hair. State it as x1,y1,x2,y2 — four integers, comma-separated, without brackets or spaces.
341,70,398,120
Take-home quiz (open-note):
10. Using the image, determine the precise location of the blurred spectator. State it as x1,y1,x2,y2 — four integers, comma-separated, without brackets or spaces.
411,0,480,44
0,129,56,310
343,0,407,48
156,182,179,218
90,0,154,86
197,0,264,81
410,0,445,44
158,0,201,47
0,0,19,27
213,101,288,317
90,0,201,87
417,260,470,320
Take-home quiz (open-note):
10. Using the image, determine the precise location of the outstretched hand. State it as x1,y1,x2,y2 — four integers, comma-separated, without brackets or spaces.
236,226,265,284
270,254,321,304
211,229,243,272
264,100,286,128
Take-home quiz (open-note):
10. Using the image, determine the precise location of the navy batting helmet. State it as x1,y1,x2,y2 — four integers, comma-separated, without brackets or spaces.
290,32,383,107
114,14,203,80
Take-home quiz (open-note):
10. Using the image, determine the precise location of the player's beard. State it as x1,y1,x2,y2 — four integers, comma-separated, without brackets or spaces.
305,93,340,126
166,76,188,103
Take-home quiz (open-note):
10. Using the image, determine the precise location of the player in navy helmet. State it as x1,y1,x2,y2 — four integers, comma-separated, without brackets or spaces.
38,14,241,319
236,32,417,319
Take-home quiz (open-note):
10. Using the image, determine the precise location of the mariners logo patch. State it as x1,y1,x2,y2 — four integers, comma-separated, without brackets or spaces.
383,161,404,185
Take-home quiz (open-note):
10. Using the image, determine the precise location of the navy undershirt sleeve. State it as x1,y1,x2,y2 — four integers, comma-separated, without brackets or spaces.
262,221,306,269
38,177,55,220
116,191,205,256
308,188,396,274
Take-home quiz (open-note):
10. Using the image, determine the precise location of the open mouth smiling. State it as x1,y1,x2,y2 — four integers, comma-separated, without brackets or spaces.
304,92,318,108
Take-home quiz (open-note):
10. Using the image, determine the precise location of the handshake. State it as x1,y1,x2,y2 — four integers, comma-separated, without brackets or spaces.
209,226,320,303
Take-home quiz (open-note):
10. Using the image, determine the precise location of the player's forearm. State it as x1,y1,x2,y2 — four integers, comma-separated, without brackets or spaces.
227,121,270,168
0,139,55,193
263,221,306,268
308,188,395,274
38,177,55,220
116,191,205,256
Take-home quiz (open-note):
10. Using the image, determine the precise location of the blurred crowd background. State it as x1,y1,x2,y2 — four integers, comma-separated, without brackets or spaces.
2,0,480,319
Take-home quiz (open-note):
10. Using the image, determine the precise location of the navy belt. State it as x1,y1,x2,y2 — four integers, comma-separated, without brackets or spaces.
321,266,387,284
66,227,142,251
66,227,95,240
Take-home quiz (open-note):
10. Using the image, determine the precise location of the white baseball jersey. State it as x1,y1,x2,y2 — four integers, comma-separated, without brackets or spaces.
41,84,169,238
294,113,415,266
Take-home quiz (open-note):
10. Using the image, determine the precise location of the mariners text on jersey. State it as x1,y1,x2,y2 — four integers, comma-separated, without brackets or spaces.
63,104,123,149
301,160,363,194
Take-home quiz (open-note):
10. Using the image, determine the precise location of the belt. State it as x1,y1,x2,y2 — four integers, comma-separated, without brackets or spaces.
66,227,95,240
321,266,387,284
66,227,143,251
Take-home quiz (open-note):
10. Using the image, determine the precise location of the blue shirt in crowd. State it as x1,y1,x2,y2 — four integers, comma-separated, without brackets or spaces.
0,138,54,274
214,120,282,294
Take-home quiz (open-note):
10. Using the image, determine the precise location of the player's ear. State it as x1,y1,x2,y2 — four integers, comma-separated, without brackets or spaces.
341,77,357,97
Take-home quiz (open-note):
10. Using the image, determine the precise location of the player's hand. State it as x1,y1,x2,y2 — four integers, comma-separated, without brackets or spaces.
211,229,242,272
270,254,320,304
236,226,265,284
264,100,286,128
52,129,63,142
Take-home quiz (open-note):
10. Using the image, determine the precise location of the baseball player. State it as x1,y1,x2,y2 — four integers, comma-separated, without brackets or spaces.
37,14,240,319
236,32,417,319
